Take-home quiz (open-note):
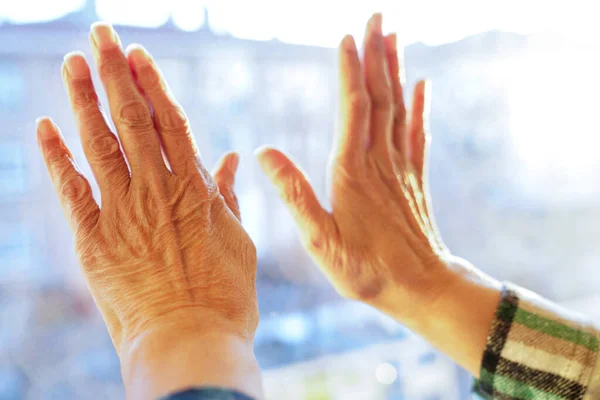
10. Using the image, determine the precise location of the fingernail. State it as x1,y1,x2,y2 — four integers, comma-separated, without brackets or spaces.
256,157,274,174
341,35,357,52
255,147,274,171
63,51,89,78
36,117,56,139
254,145,269,157
91,21,119,50
126,44,151,67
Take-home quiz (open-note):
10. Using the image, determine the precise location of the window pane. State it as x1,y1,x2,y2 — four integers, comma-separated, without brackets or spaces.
2,2,599,399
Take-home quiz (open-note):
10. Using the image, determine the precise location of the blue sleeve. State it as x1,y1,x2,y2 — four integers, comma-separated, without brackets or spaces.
160,388,255,400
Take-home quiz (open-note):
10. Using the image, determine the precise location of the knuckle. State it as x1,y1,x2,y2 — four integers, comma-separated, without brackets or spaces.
60,175,90,205
74,93,100,113
70,81,99,110
137,65,163,91
89,134,122,161
118,101,152,129
347,92,371,117
46,146,69,168
281,174,304,206
98,52,126,78
371,91,394,111
394,104,407,125
157,106,189,135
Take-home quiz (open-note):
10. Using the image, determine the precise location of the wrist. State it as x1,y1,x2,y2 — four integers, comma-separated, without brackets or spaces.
406,256,503,375
418,255,502,325
120,316,263,400
382,254,501,327
370,254,502,375
370,253,469,327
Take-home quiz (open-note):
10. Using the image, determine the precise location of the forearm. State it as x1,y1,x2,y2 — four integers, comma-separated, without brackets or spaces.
120,323,263,400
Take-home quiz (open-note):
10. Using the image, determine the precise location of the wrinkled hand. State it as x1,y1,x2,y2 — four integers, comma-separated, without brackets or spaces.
257,14,458,323
36,23,258,356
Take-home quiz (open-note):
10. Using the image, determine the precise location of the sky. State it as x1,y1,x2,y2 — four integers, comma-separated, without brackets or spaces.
1,0,599,47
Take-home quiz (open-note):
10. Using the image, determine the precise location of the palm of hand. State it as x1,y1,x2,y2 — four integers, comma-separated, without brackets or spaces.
325,162,442,301
257,16,453,318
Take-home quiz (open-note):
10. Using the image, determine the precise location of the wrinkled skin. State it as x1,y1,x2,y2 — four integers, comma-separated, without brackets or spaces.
256,14,462,322
36,23,257,354
38,15,499,387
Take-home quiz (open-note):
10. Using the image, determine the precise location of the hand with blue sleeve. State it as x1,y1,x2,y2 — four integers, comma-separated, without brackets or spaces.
36,22,262,400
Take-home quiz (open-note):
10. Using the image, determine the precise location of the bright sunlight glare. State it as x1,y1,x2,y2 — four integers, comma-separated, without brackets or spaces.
0,0,85,23
506,47,600,204
2,0,600,203
2,0,600,47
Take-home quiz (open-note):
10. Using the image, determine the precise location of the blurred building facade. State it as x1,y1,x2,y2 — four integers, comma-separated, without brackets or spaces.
1,2,600,400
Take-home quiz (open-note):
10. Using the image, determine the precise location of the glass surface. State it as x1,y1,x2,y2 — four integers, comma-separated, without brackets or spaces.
1,1,600,399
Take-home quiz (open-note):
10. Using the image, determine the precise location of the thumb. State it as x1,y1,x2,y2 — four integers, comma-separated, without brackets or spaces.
212,151,241,221
255,146,332,251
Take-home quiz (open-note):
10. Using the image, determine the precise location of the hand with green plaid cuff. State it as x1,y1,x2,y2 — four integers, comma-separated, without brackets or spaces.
257,12,600,400
476,284,600,399
257,10,506,380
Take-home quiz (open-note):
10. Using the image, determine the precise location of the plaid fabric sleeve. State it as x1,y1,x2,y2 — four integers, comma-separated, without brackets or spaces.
160,388,255,400
475,282,600,400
